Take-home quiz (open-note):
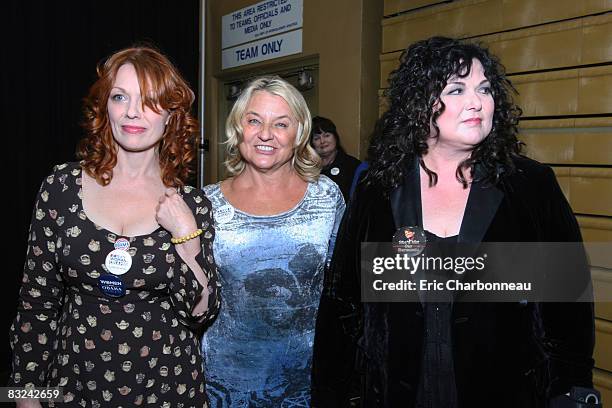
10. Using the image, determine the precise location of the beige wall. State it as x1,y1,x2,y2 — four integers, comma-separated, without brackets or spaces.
203,0,382,183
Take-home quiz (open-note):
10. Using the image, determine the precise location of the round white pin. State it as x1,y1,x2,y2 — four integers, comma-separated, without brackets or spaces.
330,167,340,176
104,249,132,275
215,204,235,224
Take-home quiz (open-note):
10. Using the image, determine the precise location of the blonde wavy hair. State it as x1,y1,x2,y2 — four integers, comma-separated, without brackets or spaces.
224,76,321,181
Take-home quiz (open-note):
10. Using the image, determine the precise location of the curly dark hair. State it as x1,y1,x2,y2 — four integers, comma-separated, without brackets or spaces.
366,36,522,192
78,45,199,187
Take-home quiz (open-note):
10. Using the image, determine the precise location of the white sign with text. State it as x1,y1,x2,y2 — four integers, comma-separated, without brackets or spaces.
222,29,302,69
222,0,303,49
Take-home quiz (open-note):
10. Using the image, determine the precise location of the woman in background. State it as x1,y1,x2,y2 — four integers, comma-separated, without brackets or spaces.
310,116,361,203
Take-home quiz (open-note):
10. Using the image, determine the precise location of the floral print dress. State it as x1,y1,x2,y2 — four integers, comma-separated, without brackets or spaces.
10,162,220,408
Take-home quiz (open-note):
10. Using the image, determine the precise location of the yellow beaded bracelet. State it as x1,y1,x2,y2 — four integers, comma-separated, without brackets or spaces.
171,228,203,244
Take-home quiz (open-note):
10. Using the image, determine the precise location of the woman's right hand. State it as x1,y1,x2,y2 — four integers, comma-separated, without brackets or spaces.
15,399,42,408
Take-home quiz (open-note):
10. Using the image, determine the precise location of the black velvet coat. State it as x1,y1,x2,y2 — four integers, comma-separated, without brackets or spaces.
311,156,595,408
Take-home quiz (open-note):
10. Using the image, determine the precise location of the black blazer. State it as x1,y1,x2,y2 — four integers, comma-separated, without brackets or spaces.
312,156,595,408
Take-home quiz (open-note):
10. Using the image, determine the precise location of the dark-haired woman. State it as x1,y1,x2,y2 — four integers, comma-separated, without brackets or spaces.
10,46,220,407
312,37,594,407
310,116,361,203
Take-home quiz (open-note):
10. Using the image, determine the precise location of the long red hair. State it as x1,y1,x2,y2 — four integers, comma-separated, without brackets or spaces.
78,46,198,187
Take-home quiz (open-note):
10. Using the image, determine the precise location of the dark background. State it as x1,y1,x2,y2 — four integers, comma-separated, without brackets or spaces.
1,0,201,387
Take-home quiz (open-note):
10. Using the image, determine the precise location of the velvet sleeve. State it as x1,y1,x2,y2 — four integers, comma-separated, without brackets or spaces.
312,182,365,407
537,166,595,398
325,184,346,266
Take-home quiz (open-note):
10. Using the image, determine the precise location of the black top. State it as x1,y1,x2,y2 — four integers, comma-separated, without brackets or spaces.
416,231,458,408
321,150,361,203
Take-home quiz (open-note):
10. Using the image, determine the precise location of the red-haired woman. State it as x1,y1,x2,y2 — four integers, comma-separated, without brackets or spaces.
10,46,220,407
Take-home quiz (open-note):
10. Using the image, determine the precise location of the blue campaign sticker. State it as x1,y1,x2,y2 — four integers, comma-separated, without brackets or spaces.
98,274,126,297
114,238,130,251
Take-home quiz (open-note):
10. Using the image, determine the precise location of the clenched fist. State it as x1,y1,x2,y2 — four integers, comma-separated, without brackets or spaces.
155,188,198,239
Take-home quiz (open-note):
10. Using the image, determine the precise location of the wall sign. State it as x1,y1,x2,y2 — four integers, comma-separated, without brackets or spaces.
222,29,302,70
221,0,303,69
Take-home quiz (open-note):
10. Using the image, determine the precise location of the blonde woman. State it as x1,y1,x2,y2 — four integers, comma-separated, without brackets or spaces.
202,76,344,407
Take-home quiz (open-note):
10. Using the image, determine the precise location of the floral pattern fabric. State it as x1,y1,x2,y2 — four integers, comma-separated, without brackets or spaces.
10,162,220,408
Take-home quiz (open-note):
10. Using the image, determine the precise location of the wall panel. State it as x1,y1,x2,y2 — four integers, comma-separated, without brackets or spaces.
382,0,612,54
382,0,503,53
381,14,612,87
578,66,612,114
520,118,612,165
501,0,612,28
594,368,612,406
578,217,612,273
553,167,612,217
513,66,612,117
594,267,612,320
595,319,612,373
571,168,612,217
579,217,612,241
488,14,612,73
583,14,612,64
552,167,571,200
384,0,447,16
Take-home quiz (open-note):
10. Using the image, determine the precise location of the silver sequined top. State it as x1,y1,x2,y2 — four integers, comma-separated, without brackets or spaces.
202,175,344,407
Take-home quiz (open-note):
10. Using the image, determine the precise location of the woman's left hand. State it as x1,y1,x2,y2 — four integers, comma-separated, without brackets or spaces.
155,188,198,238
156,188,210,311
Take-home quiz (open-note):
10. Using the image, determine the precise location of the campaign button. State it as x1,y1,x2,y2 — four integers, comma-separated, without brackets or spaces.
114,238,130,251
98,274,126,297
392,226,427,256
215,204,235,224
104,249,132,275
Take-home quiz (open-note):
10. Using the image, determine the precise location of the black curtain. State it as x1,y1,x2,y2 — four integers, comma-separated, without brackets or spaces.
1,0,200,384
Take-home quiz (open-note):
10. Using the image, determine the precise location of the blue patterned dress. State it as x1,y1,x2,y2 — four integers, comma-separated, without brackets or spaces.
202,175,344,407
